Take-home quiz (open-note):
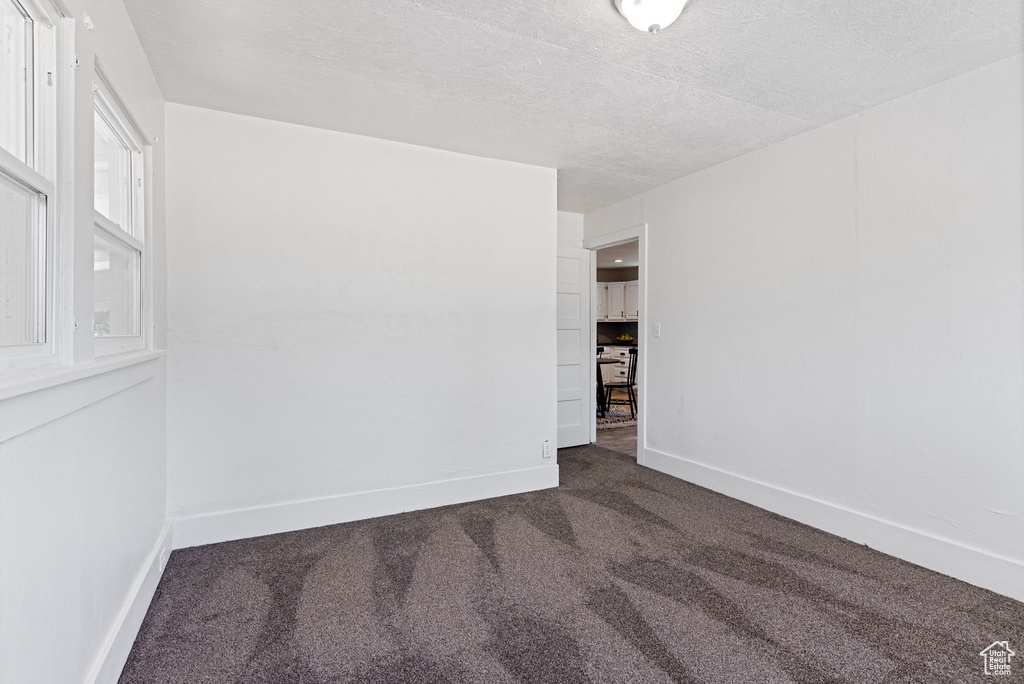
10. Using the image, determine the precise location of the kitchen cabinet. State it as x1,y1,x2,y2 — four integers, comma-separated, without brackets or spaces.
625,281,638,320
606,282,625,320
596,280,639,322
599,346,633,384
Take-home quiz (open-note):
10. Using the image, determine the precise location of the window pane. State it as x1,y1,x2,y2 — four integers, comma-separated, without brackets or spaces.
0,0,29,162
0,172,44,346
94,109,132,229
94,229,140,337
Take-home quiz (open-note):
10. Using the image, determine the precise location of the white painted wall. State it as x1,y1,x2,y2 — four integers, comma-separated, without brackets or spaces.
557,211,584,248
0,362,169,684
585,55,1024,600
166,104,558,546
0,0,169,683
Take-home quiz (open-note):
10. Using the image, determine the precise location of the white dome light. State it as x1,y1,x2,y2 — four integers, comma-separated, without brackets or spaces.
615,0,689,33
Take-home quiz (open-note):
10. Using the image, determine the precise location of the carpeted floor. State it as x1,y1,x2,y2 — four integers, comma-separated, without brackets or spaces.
120,445,1023,683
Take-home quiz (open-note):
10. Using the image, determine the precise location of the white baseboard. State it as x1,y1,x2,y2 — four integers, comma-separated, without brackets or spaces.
172,464,560,550
84,521,173,684
643,447,1024,603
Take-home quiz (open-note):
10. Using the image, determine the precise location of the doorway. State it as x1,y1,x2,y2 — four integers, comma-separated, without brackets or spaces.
585,224,646,463
594,241,639,458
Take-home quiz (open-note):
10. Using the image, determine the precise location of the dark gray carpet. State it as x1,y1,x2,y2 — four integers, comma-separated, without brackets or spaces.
120,445,1023,683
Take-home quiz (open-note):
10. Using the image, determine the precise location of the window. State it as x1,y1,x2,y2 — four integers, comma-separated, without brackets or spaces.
0,0,57,369
0,173,45,346
93,230,140,337
94,106,134,232
0,0,30,163
93,78,146,355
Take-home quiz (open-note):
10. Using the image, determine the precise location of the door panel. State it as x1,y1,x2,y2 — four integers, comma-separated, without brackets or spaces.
556,246,591,448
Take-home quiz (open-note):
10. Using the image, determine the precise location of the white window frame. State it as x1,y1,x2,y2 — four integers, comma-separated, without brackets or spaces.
92,74,148,357
0,0,60,372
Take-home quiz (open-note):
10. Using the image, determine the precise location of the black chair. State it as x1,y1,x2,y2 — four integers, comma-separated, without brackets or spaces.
596,347,606,417
603,347,637,419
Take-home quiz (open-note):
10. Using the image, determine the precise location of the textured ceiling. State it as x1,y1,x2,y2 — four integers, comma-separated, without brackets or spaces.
123,0,1022,212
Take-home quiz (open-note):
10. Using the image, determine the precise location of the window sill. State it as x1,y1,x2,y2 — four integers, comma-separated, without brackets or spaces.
0,349,166,403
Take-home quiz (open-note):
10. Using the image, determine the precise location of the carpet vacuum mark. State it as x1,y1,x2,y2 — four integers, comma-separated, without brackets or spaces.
120,445,1023,683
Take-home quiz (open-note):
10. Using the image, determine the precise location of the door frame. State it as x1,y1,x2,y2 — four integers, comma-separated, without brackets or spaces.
584,224,647,464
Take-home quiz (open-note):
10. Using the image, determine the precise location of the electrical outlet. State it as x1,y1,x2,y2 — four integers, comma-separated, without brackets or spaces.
542,440,552,459
653,323,662,338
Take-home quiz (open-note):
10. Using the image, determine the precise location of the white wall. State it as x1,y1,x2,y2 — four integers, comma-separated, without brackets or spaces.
166,104,558,547
0,363,168,684
585,55,1024,600
0,0,169,683
557,211,584,248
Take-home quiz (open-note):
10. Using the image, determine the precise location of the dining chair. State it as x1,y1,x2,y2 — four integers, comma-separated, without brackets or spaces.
603,347,638,419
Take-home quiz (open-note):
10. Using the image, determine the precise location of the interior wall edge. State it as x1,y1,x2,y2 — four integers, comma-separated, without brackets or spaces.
82,521,173,684
644,447,1024,602
171,464,559,550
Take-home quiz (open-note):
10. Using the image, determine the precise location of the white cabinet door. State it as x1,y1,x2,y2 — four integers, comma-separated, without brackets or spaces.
625,280,639,320
595,282,608,321
606,282,625,320
556,246,591,448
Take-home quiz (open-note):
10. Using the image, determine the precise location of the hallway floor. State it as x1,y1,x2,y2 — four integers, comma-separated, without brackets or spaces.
596,426,637,459
120,444,1021,683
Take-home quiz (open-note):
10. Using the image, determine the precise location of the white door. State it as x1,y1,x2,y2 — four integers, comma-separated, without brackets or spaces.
625,281,639,320
557,246,591,448
606,282,625,320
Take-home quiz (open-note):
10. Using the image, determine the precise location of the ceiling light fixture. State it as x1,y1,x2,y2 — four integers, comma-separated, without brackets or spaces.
615,0,689,34
614,259,624,263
